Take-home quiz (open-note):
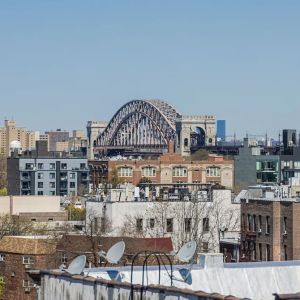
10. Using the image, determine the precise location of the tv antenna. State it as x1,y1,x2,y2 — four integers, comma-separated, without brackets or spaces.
63,255,86,275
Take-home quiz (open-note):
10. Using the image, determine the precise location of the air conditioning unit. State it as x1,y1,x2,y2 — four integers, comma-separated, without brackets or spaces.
24,264,32,269
258,229,262,233
24,287,31,293
283,230,287,236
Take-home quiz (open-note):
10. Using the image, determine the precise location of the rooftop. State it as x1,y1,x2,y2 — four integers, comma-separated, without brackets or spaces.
41,253,300,300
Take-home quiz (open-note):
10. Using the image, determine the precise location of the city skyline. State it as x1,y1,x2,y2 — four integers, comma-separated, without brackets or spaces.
1,1,300,137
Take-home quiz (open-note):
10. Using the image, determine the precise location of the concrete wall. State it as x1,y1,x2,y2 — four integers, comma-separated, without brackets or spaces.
0,195,61,215
41,272,220,300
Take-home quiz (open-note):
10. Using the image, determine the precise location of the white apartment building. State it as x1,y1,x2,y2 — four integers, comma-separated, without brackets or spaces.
86,186,240,257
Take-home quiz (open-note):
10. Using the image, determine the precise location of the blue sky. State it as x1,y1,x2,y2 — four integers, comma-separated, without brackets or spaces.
0,1,300,138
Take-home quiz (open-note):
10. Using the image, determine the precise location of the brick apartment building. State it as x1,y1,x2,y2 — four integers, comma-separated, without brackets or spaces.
0,236,56,300
89,152,233,193
0,235,173,300
240,186,300,262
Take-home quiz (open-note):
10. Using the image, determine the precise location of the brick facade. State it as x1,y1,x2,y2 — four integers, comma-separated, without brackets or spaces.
89,153,234,192
240,199,299,262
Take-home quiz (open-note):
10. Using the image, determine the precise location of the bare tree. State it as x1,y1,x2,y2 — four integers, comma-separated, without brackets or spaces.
0,214,48,240
84,209,112,266
0,155,7,195
119,190,240,255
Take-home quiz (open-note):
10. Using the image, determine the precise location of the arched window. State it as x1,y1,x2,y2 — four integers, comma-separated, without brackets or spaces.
141,167,156,177
206,167,220,177
118,167,133,177
184,138,189,147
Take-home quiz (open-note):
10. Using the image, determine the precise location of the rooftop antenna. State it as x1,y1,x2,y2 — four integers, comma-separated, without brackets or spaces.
170,241,197,283
63,255,86,275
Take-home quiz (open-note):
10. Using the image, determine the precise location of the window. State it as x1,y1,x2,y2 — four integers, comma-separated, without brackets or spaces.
253,215,257,232
142,167,156,177
266,244,271,261
61,253,68,264
80,163,86,170
202,242,209,253
69,173,76,179
251,242,256,261
184,138,189,147
283,217,287,234
38,163,44,170
283,161,290,168
50,163,55,170
173,167,187,177
25,163,34,170
48,218,53,221
166,218,173,232
258,215,262,232
37,191,43,195
149,218,155,229
0,254,5,262
38,182,43,188
37,173,44,179
61,163,67,170
203,218,209,232
284,245,288,261
49,182,55,189
23,256,34,265
49,173,55,179
118,167,133,177
247,214,252,231
266,216,270,235
295,161,300,169
242,213,246,229
69,182,75,188
206,167,221,177
185,218,191,233
23,280,34,288
31,218,36,221
258,243,262,261
50,191,56,196
136,218,143,232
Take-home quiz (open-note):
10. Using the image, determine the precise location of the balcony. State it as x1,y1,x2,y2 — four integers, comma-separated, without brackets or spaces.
21,186,31,190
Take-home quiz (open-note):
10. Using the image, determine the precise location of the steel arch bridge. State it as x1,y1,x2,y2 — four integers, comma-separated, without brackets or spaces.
95,99,181,154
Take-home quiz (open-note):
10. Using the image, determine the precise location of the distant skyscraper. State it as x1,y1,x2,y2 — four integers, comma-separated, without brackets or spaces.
282,129,297,149
217,120,226,142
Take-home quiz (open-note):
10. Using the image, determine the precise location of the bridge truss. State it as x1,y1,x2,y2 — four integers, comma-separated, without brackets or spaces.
95,100,181,155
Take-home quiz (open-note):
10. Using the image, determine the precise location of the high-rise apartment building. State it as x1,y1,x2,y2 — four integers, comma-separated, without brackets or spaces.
45,129,69,152
0,120,38,156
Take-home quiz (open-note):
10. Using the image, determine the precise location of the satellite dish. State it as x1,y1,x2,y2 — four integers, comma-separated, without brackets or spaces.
65,255,86,275
176,241,197,263
98,241,125,264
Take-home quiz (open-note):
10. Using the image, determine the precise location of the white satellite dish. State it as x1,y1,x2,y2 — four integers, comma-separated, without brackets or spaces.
65,255,86,275
170,241,197,283
175,241,197,263
98,241,125,264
